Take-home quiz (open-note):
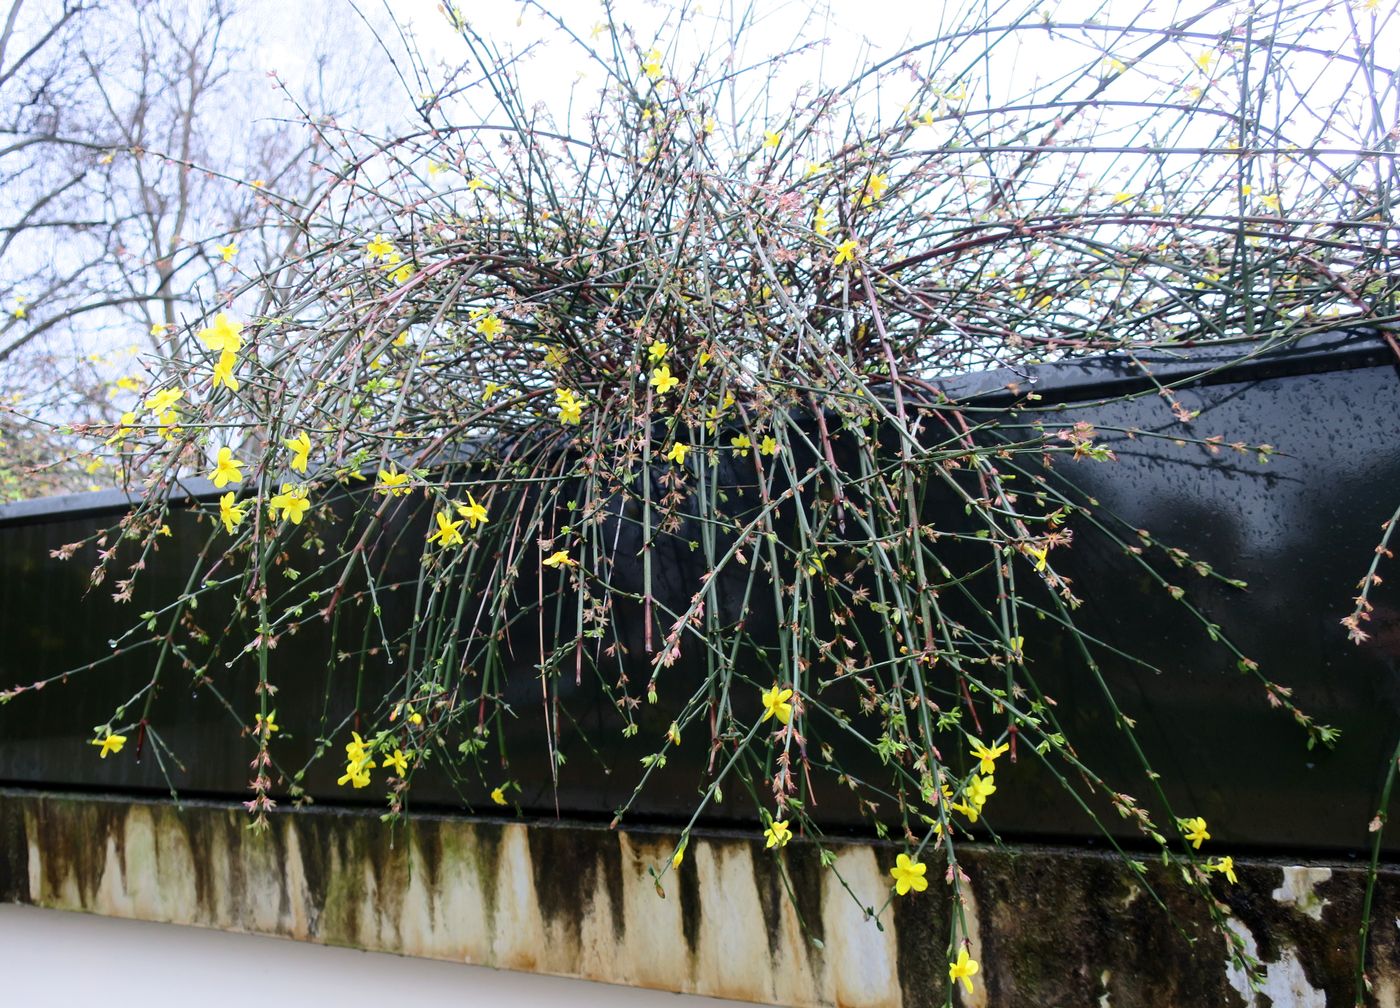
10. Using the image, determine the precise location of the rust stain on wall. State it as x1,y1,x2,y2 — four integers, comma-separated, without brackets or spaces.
1,788,1397,1008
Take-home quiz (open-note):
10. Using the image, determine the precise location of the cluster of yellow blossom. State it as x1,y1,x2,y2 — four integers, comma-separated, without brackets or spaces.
1177,815,1236,882
425,491,489,549
888,848,980,991
335,731,411,790
556,387,585,425
198,312,244,393
365,232,413,283
208,434,315,535
337,731,376,788
946,738,1009,824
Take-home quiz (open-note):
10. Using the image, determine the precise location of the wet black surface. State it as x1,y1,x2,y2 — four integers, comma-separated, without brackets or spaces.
2,330,1397,852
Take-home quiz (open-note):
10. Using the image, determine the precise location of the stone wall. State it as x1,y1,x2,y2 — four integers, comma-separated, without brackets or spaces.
2,789,1393,1006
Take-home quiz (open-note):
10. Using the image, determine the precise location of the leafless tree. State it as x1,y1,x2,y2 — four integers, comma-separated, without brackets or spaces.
0,0,393,497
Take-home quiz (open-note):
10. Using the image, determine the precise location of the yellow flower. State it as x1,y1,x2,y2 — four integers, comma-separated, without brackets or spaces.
456,492,489,529
483,381,502,401
1181,816,1210,849
543,549,576,568
671,837,687,869
1024,543,1049,571
337,763,373,788
889,852,928,895
426,509,465,547
731,433,752,457
345,731,371,766
949,947,980,993
650,364,680,395
558,398,583,424
115,375,143,393
763,130,781,149
475,313,504,340
89,730,127,759
859,172,888,206
284,431,311,474
107,411,138,445
211,350,239,391
967,774,997,810
209,446,244,488
556,387,585,425
387,260,414,284
813,205,832,236
491,786,508,806
255,711,279,735
145,387,182,415
467,176,487,191
219,492,247,533
647,339,669,363
698,350,712,367
764,820,792,849
268,484,311,524
217,242,237,263
197,312,243,354
665,442,689,465
759,435,778,457
1208,855,1237,884
384,749,409,776
950,800,980,823
365,233,396,261
832,238,860,266
760,685,794,725
376,468,412,496
970,739,1009,775
11,300,27,319
337,733,376,787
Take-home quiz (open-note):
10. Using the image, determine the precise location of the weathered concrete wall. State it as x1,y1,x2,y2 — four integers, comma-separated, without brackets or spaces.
1,788,1394,1007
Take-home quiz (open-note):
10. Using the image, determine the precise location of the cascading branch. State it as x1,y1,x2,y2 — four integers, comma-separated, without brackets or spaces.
23,1,1397,1000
